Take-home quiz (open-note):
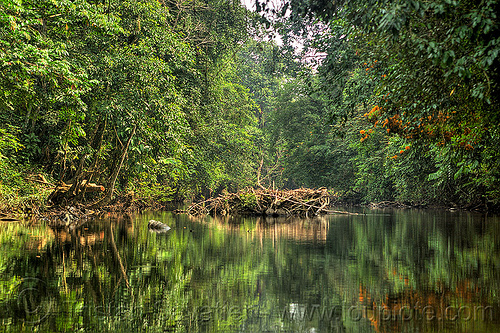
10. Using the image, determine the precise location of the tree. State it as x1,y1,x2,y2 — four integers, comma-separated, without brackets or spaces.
256,0,500,206
1,0,266,207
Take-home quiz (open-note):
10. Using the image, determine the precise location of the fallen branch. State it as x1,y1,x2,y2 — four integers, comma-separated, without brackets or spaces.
187,187,357,217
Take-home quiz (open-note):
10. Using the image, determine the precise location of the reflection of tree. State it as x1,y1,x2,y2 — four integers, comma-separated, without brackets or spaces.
0,214,193,332
343,210,500,332
1,210,500,332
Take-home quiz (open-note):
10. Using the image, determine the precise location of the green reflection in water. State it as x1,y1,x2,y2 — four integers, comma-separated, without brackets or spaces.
0,209,500,332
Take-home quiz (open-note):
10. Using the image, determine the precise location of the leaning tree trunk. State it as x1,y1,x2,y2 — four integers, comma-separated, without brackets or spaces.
48,119,102,205
102,124,136,205
75,118,106,201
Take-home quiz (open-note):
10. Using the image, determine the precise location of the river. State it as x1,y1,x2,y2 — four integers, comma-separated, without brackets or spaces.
1,208,499,332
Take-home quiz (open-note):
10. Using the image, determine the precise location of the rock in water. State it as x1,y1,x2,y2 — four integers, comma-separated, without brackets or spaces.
148,220,171,233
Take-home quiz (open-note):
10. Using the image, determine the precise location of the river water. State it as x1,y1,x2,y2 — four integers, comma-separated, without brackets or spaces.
1,209,500,332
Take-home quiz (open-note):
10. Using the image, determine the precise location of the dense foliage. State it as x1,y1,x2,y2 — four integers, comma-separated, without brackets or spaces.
1,0,499,209
257,0,500,208
0,0,262,208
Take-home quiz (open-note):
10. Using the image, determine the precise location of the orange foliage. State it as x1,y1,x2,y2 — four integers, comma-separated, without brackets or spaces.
361,103,484,151
364,105,381,119
357,278,488,333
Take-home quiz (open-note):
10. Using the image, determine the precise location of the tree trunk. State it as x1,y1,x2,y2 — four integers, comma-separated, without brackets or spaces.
50,119,102,205
103,124,136,205
76,118,106,201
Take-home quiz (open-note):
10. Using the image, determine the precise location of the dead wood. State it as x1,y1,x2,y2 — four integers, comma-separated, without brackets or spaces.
48,180,105,206
187,187,357,217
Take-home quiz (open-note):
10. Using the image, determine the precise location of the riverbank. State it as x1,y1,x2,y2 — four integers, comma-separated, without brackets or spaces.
0,169,179,226
1,173,497,226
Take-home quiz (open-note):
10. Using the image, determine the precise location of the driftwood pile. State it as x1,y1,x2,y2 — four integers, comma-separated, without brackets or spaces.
187,187,351,217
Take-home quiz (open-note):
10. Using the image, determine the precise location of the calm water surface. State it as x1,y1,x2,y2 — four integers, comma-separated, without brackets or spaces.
1,209,500,332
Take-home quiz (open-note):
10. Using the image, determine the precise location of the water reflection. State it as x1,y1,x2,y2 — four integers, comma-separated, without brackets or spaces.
0,210,499,332
208,215,331,244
